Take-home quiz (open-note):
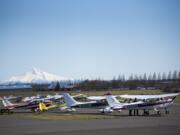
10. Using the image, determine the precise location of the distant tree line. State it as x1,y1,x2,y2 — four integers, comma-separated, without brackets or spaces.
76,70,180,92
7,70,179,92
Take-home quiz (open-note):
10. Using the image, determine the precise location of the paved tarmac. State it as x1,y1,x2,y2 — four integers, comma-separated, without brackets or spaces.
0,105,180,135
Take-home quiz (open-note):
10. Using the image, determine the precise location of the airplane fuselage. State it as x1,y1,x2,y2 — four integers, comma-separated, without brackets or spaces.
112,99,173,111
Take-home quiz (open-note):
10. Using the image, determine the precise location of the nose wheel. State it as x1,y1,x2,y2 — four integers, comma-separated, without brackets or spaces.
157,111,161,115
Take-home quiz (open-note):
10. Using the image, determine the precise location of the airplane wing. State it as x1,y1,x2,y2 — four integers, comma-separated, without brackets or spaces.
87,96,118,101
119,93,180,100
87,96,106,101
112,101,144,110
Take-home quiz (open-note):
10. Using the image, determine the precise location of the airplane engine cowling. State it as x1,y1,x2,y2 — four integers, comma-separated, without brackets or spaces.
66,108,76,112
99,107,113,113
59,107,76,112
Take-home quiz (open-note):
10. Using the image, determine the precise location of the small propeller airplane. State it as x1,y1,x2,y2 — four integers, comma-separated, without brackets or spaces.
100,93,179,115
0,97,52,114
38,102,75,112
63,93,105,110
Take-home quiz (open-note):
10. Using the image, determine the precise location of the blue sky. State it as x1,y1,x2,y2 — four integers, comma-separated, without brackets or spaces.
0,0,180,80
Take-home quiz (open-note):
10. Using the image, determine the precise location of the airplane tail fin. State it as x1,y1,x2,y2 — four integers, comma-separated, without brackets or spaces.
106,95,120,107
39,102,48,111
2,99,14,107
63,93,78,107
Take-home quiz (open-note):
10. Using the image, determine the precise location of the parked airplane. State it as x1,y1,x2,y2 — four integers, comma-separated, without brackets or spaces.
86,96,106,101
45,94,63,101
38,102,75,112
100,93,179,115
63,93,105,109
22,93,87,103
119,93,179,100
0,98,52,113
22,94,42,102
3,95,22,102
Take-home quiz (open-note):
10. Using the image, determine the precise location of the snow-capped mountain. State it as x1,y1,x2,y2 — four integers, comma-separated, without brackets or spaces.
2,68,70,84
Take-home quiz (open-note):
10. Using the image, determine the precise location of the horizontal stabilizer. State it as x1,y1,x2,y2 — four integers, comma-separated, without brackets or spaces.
2,99,14,107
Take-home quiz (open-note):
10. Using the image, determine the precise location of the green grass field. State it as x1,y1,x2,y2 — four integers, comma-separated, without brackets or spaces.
0,89,162,96
71,89,163,96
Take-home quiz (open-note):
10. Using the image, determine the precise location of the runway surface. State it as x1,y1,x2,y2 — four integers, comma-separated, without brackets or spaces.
0,105,180,135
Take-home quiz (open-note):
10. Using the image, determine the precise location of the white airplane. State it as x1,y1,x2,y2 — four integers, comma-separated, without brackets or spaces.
86,96,106,101
3,95,21,101
22,94,43,102
87,93,179,102
119,93,179,100
63,93,104,109
45,93,87,102
100,95,143,114
45,93,63,101
100,93,179,115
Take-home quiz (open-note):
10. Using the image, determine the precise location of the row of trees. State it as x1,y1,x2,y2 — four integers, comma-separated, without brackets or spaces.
49,70,180,92
77,70,180,92
115,70,180,81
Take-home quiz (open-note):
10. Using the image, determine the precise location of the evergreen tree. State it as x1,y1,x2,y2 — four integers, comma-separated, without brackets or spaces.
134,74,139,80
178,71,180,80
162,72,167,80
148,73,152,81
129,74,134,81
118,74,125,81
122,74,125,81
157,72,162,81
167,71,172,80
172,70,177,80
143,73,147,81
152,72,157,81
139,74,142,80
112,76,116,81
117,74,123,81
54,81,60,91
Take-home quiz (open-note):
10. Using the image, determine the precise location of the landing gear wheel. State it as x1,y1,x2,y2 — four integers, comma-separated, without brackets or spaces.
157,111,161,115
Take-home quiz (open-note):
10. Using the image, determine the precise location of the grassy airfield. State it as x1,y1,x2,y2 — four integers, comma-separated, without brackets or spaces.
0,89,180,121
0,89,163,97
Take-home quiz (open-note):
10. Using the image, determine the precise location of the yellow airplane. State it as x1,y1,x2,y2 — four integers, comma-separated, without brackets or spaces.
39,102,66,112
